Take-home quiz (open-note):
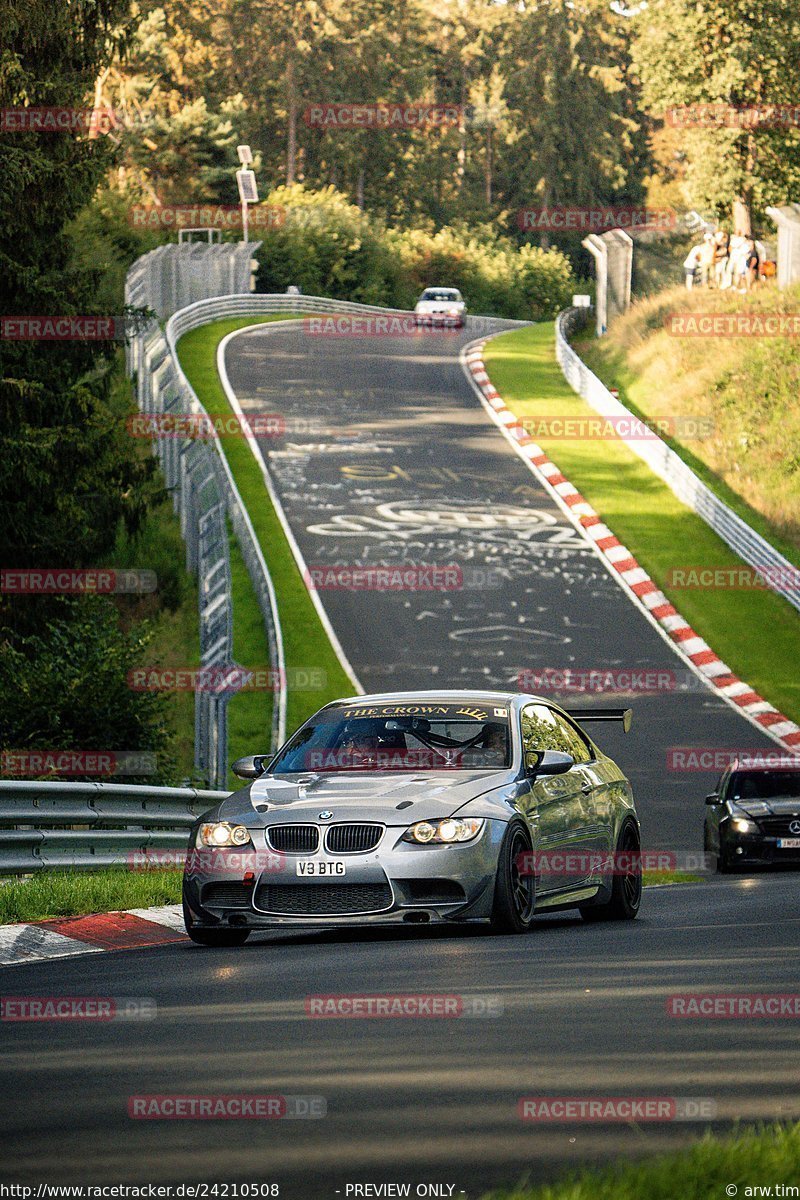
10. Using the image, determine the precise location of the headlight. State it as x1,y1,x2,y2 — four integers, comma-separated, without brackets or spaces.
402,818,484,845
197,822,251,848
728,807,759,835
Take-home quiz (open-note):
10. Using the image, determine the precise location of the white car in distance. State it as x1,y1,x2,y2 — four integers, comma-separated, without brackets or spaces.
414,287,467,328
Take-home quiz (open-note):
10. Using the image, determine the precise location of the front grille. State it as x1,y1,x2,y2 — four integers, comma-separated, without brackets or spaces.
201,882,252,909
254,882,393,916
267,824,320,854
759,816,800,837
325,823,383,854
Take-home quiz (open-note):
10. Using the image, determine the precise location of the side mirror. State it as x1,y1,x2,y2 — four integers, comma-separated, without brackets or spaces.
525,749,574,776
704,792,720,805
232,754,268,780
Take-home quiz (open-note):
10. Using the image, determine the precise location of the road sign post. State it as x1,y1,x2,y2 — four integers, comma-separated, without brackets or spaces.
236,146,257,245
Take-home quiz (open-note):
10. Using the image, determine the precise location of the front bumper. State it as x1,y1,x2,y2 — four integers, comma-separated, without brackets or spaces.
414,311,465,327
721,829,800,867
183,819,504,929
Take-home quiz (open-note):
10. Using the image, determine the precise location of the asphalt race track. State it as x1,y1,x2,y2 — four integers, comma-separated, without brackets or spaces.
2,318,796,1198
224,316,780,851
3,877,800,1195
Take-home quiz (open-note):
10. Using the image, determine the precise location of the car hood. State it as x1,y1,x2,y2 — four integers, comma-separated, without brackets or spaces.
734,796,800,818
415,300,464,312
218,770,512,827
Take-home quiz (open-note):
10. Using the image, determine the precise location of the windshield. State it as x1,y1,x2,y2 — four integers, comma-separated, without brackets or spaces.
269,701,511,773
420,289,461,302
731,769,800,800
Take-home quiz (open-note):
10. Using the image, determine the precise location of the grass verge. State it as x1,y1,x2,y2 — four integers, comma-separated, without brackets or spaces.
0,868,182,925
483,323,800,725
572,285,800,560
227,521,273,788
176,316,354,736
643,871,702,887
0,866,693,924
481,1121,800,1199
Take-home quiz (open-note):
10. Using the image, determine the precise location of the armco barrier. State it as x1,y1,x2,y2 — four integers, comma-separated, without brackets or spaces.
0,780,230,874
124,277,438,783
555,307,800,613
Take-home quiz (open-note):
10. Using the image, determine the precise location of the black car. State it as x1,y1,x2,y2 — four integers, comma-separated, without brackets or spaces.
704,762,800,872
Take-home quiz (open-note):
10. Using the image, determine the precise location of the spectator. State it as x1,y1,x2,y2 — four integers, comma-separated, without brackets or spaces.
698,233,716,286
683,242,704,289
744,237,760,291
728,230,749,292
712,229,730,289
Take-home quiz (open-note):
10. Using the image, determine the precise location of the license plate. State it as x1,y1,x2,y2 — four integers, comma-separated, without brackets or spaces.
777,838,800,849
295,860,345,877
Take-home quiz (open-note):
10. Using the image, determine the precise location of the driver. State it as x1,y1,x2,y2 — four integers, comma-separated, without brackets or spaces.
339,721,380,768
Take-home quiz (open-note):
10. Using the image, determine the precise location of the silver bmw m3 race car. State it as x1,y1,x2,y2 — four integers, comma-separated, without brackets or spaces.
182,691,641,944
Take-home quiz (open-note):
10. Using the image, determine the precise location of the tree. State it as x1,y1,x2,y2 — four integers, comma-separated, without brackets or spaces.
633,0,800,230
0,0,156,584
503,0,647,248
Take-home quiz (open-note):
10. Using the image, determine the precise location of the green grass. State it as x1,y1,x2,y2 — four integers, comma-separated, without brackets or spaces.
176,316,355,736
572,289,800,567
483,324,800,725
0,866,692,924
481,1122,800,1199
0,868,182,925
643,871,702,887
227,522,273,788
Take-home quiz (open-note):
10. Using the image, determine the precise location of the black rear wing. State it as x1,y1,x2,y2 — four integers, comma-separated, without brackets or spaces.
565,707,633,734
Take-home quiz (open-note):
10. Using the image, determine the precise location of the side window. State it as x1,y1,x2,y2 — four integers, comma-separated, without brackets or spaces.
520,704,590,762
551,712,593,764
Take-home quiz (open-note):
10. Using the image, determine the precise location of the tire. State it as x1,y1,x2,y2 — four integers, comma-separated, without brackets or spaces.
716,847,736,874
183,899,250,946
580,819,642,922
491,822,536,934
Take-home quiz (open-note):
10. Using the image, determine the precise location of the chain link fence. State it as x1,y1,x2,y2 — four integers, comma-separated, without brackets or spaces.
125,248,436,785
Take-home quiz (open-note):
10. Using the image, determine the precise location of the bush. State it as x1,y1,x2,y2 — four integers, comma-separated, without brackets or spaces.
254,185,575,320
0,597,176,785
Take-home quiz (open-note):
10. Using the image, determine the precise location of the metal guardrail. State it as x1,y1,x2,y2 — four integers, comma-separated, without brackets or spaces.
0,781,230,875
124,263,444,783
555,308,800,613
